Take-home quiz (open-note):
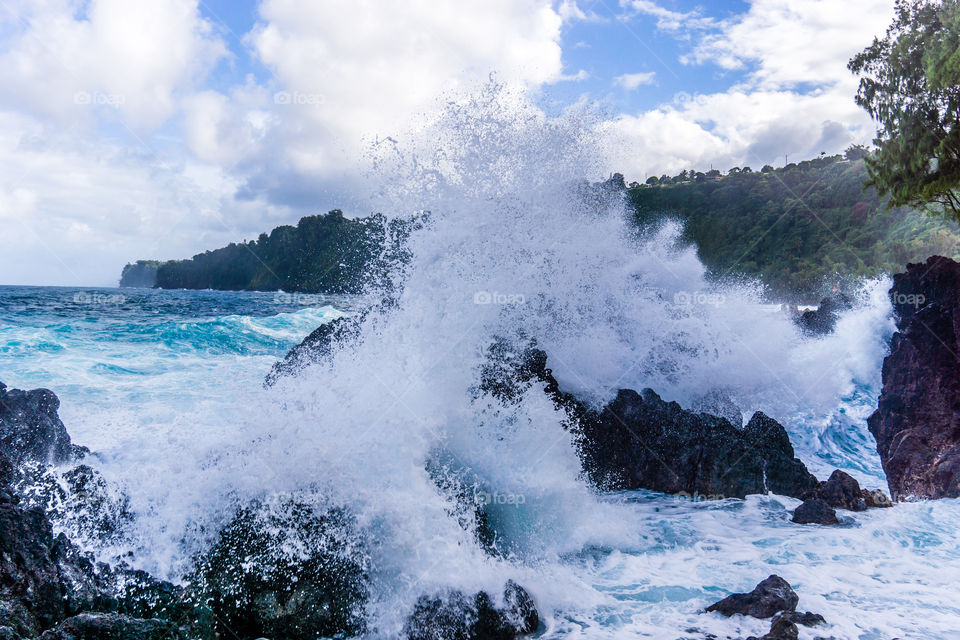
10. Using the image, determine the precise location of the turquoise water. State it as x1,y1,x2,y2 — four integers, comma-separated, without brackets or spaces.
0,285,357,448
3,285,959,639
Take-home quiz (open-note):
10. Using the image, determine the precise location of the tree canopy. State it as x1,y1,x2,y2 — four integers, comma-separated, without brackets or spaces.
849,0,960,218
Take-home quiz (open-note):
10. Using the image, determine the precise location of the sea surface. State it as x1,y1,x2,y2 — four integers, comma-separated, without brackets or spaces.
2,284,959,639
4,90,960,639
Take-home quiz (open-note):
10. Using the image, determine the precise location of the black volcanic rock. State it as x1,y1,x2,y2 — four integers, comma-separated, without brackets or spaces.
796,293,852,336
0,383,86,466
747,615,799,640
38,613,176,640
0,461,114,637
706,575,798,619
0,383,211,640
404,581,539,640
791,498,839,525
191,499,369,640
265,314,365,386
815,469,867,511
775,610,826,627
867,256,960,499
576,389,819,499
476,344,820,499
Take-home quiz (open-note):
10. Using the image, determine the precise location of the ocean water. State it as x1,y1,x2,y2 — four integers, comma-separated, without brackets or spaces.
3,87,960,639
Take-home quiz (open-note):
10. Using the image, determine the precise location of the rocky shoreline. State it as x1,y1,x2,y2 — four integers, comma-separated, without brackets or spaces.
6,256,960,638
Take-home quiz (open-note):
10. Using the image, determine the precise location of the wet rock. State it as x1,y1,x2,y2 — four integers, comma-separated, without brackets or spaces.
404,581,539,640
0,383,86,466
0,461,114,637
191,498,369,640
691,389,743,428
37,613,178,640
576,390,819,499
265,314,365,386
476,344,819,499
791,499,839,525
747,615,799,640
815,470,867,511
775,610,826,627
796,293,852,336
705,575,799,619
862,488,893,508
14,463,134,549
868,256,960,499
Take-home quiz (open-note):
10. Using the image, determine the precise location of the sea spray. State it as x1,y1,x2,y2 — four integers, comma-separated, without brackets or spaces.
10,84,905,636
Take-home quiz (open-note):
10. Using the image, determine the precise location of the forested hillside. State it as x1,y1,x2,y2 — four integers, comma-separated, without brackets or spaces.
145,211,405,293
122,155,960,299
628,155,960,298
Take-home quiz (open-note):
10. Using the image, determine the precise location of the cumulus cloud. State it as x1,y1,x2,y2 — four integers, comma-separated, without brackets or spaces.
0,0,227,129
0,0,901,284
606,0,894,180
614,72,657,90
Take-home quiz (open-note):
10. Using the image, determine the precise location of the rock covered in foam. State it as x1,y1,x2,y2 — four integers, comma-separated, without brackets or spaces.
795,292,853,336
0,383,86,466
868,256,960,499
265,314,365,386
190,498,369,640
476,343,820,499
37,613,177,640
404,580,539,640
791,498,839,525
706,575,798,619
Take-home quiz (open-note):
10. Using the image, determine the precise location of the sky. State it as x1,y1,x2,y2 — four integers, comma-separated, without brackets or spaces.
0,0,895,286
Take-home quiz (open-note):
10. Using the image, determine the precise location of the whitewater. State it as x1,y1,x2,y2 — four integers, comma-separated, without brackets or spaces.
3,89,959,638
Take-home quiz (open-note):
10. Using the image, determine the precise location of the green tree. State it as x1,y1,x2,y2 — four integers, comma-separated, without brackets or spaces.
849,0,960,218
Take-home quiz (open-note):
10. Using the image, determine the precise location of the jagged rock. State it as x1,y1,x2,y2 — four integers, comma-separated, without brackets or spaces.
796,293,852,336
814,470,867,511
775,610,826,627
706,575,799,619
747,615,799,640
265,314,365,386
791,499,839,525
868,256,960,499
862,488,893,508
0,460,114,637
0,383,86,466
404,580,539,640
691,389,743,428
476,344,819,499
426,457,498,553
191,498,369,640
576,389,819,498
37,613,177,640
14,463,134,549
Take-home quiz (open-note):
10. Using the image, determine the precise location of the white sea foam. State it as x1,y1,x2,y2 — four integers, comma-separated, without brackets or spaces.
5,84,953,638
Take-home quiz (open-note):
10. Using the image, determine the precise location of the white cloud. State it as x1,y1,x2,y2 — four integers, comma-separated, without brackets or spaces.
686,0,893,89
246,0,566,175
0,0,227,130
614,71,657,90
620,0,715,31
0,0,901,284
607,0,894,180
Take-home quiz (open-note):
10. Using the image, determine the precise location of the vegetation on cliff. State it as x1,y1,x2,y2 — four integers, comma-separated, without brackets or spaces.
628,155,960,298
148,210,408,293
